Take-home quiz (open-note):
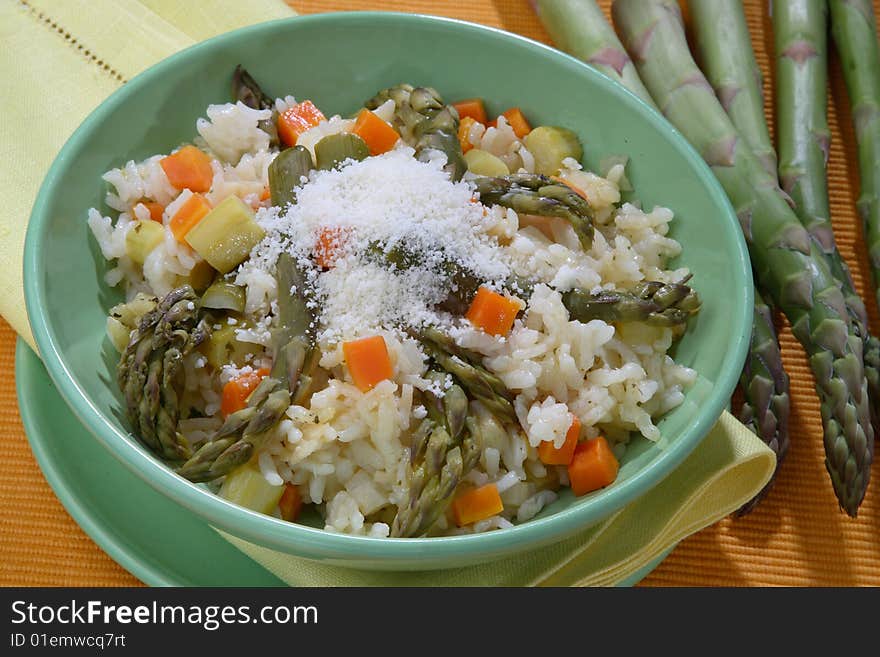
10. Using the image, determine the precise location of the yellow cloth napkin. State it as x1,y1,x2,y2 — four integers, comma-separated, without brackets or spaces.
220,411,775,586
0,0,295,352
1,0,776,586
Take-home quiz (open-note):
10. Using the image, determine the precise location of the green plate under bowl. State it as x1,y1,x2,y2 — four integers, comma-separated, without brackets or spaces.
15,339,669,586
23,12,752,570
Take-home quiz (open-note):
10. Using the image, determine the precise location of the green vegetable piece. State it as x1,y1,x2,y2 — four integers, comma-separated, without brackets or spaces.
203,323,261,369
184,195,265,274
124,219,165,265
187,259,216,293
522,126,583,176
201,280,246,313
268,145,313,207
464,149,510,176
220,462,285,514
315,133,369,170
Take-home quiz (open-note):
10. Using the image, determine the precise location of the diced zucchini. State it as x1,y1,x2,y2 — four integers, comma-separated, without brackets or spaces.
522,126,583,176
106,316,132,353
201,280,246,313
315,133,370,170
269,145,313,207
187,259,216,293
124,219,165,265
464,149,510,176
203,323,261,369
220,463,284,515
184,196,265,274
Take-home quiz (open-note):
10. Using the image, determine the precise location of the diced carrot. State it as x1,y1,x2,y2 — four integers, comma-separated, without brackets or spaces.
160,145,214,193
538,414,581,466
314,226,349,269
567,436,619,496
278,484,303,522
500,107,532,138
352,109,400,155
451,483,504,527
458,116,477,154
342,335,394,392
465,286,523,337
278,100,326,147
140,201,165,223
220,367,270,418
168,193,212,242
453,98,488,124
551,175,590,202
260,186,271,201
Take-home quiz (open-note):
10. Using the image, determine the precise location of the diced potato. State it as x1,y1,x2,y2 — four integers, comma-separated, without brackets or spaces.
109,293,157,328
106,316,132,353
522,126,583,176
124,219,165,265
203,323,261,369
464,149,510,176
220,463,284,514
185,196,265,274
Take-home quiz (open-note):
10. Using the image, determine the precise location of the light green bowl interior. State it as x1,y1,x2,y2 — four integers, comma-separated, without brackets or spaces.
25,13,752,570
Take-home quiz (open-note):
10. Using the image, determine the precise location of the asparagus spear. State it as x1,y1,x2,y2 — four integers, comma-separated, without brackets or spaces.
472,173,595,249
735,288,791,516
829,0,880,315
177,254,317,482
365,83,467,181
562,279,700,328
232,65,279,147
689,0,776,178
613,0,874,516
689,0,792,511
391,376,482,537
117,285,211,461
531,0,656,108
776,0,880,433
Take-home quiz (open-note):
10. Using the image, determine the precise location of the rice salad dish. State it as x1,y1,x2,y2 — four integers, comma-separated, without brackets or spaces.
89,69,700,538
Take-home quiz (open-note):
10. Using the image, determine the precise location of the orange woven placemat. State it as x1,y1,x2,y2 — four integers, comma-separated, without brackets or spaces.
2,0,879,587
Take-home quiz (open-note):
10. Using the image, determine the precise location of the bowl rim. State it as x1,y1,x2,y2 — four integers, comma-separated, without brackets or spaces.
23,11,753,564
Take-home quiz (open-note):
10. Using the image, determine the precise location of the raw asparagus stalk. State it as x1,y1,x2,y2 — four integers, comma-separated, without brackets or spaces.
776,0,880,432
735,288,791,516
689,0,776,177
530,0,656,107
613,0,874,515
829,0,880,314
690,0,793,511
177,254,317,482
366,83,467,181
472,173,594,249
117,285,211,461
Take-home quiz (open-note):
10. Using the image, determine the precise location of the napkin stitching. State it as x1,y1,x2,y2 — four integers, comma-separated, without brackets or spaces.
16,0,128,84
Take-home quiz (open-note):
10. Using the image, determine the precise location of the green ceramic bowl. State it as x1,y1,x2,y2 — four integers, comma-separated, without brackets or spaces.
24,12,752,571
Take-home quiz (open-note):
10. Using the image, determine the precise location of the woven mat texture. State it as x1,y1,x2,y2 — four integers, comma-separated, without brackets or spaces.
2,0,879,586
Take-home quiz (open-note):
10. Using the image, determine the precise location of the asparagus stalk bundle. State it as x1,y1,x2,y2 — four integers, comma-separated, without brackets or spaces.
736,289,791,516
613,0,874,516
775,0,880,432
829,0,880,314
117,285,211,462
530,0,656,108
366,83,467,182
